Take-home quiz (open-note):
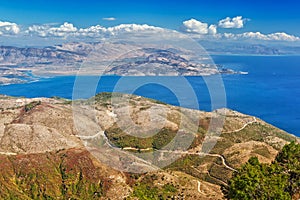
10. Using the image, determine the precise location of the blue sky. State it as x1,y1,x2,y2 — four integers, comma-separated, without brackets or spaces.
0,0,299,46
0,0,299,34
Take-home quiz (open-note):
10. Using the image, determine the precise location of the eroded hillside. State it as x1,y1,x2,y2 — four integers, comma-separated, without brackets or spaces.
0,93,298,199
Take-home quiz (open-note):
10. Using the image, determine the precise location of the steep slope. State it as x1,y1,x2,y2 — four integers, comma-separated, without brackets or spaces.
0,93,298,199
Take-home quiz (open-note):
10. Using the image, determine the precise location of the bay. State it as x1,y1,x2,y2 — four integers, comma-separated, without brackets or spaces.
1,55,300,136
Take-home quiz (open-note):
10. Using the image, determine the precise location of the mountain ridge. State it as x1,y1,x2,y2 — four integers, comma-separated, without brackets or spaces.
0,93,298,199
0,42,244,84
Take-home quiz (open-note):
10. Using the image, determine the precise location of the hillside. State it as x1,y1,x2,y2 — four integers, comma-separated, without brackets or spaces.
0,43,242,84
0,93,298,199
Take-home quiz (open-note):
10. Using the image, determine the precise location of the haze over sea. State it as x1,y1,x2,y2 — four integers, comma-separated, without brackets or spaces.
1,55,300,136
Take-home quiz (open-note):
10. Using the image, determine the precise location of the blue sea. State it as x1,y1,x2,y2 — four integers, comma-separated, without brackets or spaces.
1,55,300,137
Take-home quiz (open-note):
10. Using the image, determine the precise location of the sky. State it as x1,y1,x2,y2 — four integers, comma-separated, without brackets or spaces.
0,0,300,45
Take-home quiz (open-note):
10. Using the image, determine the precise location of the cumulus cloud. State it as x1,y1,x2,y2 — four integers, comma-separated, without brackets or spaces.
27,22,77,37
0,21,20,36
180,18,299,42
208,25,217,35
26,22,164,38
223,31,300,41
106,24,164,35
77,25,107,37
1,19,298,43
267,32,300,41
182,19,209,34
102,17,116,21
218,16,248,29
26,22,299,42
181,19,218,35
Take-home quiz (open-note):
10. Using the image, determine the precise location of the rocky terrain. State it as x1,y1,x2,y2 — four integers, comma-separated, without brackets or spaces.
102,48,223,76
0,93,298,199
0,44,86,84
0,42,242,84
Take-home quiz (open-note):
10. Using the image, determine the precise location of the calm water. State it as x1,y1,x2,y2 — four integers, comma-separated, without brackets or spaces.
1,55,300,136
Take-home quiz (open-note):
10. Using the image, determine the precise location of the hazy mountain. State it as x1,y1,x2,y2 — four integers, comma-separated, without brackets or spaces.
0,42,242,84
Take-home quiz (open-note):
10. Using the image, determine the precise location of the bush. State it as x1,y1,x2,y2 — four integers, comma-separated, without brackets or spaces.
24,101,41,112
226,142,300,199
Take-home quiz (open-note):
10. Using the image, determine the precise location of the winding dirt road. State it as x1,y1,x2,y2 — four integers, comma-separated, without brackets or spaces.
223,117,257,134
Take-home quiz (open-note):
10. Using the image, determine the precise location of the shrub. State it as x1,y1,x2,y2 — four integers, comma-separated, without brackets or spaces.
226,142,300,199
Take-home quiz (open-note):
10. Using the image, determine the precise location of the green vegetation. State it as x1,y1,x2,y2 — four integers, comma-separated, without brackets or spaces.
94,92,121,103
131,182,177,200
24,101,41,112
221,123,296,150
93,92,167,106
226,142,300,199
0,151,104,200
276,141,300,197
105,125,178,150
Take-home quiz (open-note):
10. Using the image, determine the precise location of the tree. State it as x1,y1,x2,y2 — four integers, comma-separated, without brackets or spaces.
276,141,300,198
226,142,300,200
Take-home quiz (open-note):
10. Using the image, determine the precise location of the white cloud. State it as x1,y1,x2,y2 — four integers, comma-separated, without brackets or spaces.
218,16,248,29
208,24,217,35
0,21,20,36
238,32,268,40
223,31,300,41
46,22,77,37
182,19,217,35
26,22,165,38
267,32,300,41
27,24,50,37
106,24,164,34
27,22,77,37
2,19,298,43
77,25,107,37
77,24,164,37
182,19,209,34
102,17,116,21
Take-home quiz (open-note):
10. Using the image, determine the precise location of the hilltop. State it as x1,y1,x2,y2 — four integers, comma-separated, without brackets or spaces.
0,93,298,199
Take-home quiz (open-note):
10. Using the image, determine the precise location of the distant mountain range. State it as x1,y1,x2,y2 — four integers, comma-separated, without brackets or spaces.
204,44,281,55
1,41,298,84
201,41,300,55
0,42,245,84
0,45,85,65
0,44,87,84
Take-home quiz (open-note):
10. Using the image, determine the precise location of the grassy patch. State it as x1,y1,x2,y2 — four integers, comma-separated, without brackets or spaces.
105,124,178,150
132,182,177,200
252,146,271,158
24,101,41,112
